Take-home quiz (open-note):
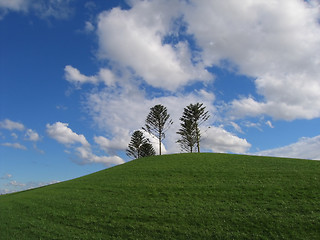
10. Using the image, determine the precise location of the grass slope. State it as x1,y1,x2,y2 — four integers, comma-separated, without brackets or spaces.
0,153,319,239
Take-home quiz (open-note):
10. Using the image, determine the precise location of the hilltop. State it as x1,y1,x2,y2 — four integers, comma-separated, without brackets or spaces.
0,153,319,239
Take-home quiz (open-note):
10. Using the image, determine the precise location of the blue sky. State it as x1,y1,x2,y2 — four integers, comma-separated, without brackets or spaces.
1,0,320,194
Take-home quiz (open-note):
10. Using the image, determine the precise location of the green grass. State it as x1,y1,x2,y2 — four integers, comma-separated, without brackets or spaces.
0,153,320,239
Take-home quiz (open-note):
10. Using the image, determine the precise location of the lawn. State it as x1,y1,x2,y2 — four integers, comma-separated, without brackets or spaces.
0,153,319,239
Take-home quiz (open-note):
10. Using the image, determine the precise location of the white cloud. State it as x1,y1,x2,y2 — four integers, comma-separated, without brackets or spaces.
141,129,167,155
94,134,129,155
0,119,25,131
46,122,124,166
75,146,124,166
201,126,251,154
65,0,320,123
183,0,320,120
255,135,320,160
1,142,27,150
229,74,320,120
25,129,40,141
64,66,118,88
98,68,117,87
64,65,98,87
84,79,250,155
96,1,212,91
46,122,90,147
185,0,320,71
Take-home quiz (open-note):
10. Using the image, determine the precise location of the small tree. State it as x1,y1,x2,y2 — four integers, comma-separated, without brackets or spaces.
126,130,155,159
177,103,209,153
140,141,156,158
143,104,173,155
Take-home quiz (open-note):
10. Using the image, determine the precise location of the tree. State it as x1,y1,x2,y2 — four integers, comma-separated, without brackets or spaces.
143,104,173,155
176,119,197,153
140,141,156,158
126,130,155,159
177,103,209,153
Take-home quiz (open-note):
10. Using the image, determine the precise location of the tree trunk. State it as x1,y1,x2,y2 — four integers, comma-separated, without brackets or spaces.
197,140,200,153
196,125,200,153
159,130,162,155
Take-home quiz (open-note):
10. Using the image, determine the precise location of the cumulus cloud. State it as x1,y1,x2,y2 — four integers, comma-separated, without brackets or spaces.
46,122,90,147
68,0,320,135
201,126,251,154
229,74,320,120
75,146,124,166
96,1,212,91
0,119,42,151
1,142,27,150
183,0,320,120
25,129,40,141
64,0,320,157
64,65,98,87
46,122,124,166
98,68,117,87
64,65,118,88
255,135,320,160
94,134,129,156
0,119,25,131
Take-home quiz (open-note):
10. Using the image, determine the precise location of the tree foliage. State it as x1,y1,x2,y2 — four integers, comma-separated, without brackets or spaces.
126,130,155,159
176,119,197,153
177,103,210,153
143,104,173,155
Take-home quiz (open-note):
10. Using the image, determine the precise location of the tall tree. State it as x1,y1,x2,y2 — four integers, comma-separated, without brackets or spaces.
126,130,155,159
177,103,210,153
176,119,197,153
143,104,173,155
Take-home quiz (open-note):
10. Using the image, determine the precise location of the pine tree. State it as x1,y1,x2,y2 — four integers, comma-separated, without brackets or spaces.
126,130,155,159
177,103,209,153
176,119,197,153
143,104,173,155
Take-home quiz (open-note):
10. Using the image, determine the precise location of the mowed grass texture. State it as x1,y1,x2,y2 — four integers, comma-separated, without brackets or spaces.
0,153,319,239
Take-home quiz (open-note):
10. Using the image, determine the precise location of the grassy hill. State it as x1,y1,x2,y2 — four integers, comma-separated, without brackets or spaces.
0,153,319,239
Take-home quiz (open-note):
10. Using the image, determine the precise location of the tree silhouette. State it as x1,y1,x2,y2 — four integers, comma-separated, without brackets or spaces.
143,104,173,155
126,130,155,159
177,103,209,153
